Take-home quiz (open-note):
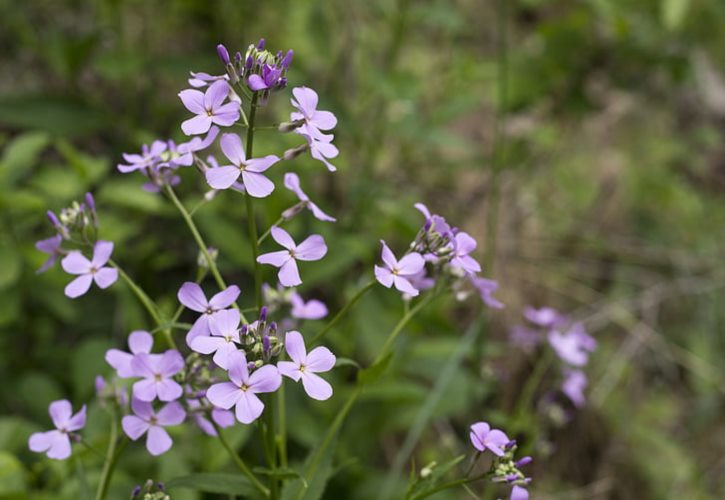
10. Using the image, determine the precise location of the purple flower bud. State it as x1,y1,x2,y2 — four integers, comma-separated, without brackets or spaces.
84,192,96,212
95,375,106,395
259,306,268,322
235,51,242,63
131,485,142,497
257,38,266,50
47,210,61,228
247,362,256,371
276,50,283,59
217,44,231,65
505,439,517,450
262,335,271,353
157,482,165,491
245,55,253,69
281,49,294,68
515,456,533,467
240,324,249,335
268,321,277,333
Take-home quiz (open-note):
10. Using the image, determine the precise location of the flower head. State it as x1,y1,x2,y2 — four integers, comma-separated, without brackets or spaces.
290,292,328,320
448,232,481,274
283,172,336,222
469,421,509,456
117,140,167,173
374,240,425,296
179,80,240,135
204,133,279,197
177,282,241,345
206,351,281,424
122,398,185,456
61,241,118,298
290,87,337,142
547,323,596,367
561,369,587,407
35,235,62,274
257,227,328,287
105,330,154,378
28,400,86,460
131,350,184,402
278,331,336,400
190,308,243,369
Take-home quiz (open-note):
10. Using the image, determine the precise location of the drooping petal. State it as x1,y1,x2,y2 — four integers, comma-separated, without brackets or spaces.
128,330,153,354
156,379,183,402
64,274,93,298
305,346,336,373
208,285,241,309
374,266,394,288
234,391,265,424
61,252,91,275
156,401,186,426
91,241,114,267
294,235,327,261
277,259,301,287
283,172,307,200
178,89,206,114
396,253,425,275
146,426,173,456
308,202,336,222
206,165,241,190
257,250,291,267
301,372,333,401
241,171,275,198
46,432,72,460
66,405,86,431
177,282,209,312
270,227,296,250
93,267,118,289
29,431,56,453
379,241,397,269
204,80,230,111
277,361,302,381
248,365,282,393
181,114,212,136
220,133,245,165
392,276,419,297
283,331,306,364
206,382,242,410
122,415,150,441
49,400,72,429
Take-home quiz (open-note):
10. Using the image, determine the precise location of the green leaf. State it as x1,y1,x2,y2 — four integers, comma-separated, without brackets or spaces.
662,0,689,31
253,466,307,484
166,473,256,496
357,353,393,386
0,452,27,496
334,357,360,370
0,95,108,138
0,239,21,291
0,131,49,185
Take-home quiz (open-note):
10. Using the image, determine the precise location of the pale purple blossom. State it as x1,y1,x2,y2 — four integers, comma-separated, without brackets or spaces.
524,306,560,328
248,64,283,91
470,276,504,309
177,282,241,345
205,133,279,197
290,87,337,141
61,241,118,298
374,241,425,297
547,323,596,367
105,330,154,378
122,398,185,456
257,227,328,287
278,331,336,400
187,398,235,436
302,133,339,172
561,369,587,407
179,80,240,135
469,422,510,457
414,202,453,236
449,232,481,274
117,140,167,173
290,292,328,320
190,308,243,369
131,351,184,402
206,350,282,424
510,485,529,500
188,71,228,88
35,235,62,274
283,172,336,222
28,400,86,460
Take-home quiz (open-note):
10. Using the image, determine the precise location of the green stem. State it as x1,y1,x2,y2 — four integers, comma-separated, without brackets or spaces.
244,93,262,309
513,349,554,429
257,215,285,245
373,292,436,366
408,472,492,500
278,368,288,468
264,396,279,499
311,280,376,343
95,408,125,500
164,184,248,324
213,422,270,498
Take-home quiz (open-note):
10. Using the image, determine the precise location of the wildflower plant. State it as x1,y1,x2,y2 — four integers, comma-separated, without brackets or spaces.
28,39,532,500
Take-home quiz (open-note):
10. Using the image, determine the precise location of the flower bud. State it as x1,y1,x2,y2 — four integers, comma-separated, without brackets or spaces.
420,461,437,478
515,456,533,467
259,306,268,323
217,44,231,65
283,143,309,161
282,201,306,221
281,49,294,69
257,38,266,50
85,192,96,212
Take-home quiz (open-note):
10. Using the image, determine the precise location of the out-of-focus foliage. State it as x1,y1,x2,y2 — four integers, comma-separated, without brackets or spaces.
1,0,724,498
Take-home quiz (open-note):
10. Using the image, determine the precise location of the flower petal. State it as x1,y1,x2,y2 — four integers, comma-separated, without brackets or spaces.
93,267,118,289
241,171,275,198
257,250,291,268
156,379,183,402
206,165,241,190
91,241,114,267
278,259,301,287
191,335,226,355
294,235,327,261
374,266,394,288
206,382,242,410
270,227,295,250
283,172,306,200
66,405,86,431
301,372,333,401
277,361,302,382
305,346,336,373
283,331,306,364
178,89,206,114
209,308,240,336
156,401,186,426
209,285,241,309
205,80,231,110
61,252,91,275
48,400,72,429
177,282,209,312
234,392,264,424
146,426,173,455
220,133,245,165
379,240,397,269
129,330,153,354
246,155,279,173
181,114,212,136
248,365,282,393
292,87,318,115
64,274,93,298
46,432,72,460
122,415,150,441
397,253,425,275
392,276,419,296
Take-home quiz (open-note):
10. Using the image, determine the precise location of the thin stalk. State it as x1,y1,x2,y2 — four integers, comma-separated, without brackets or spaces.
213,422,270,498
311,280,376,343
373,292,436,366
408,472,492,500
277,370,288,468
95,408,125,500
244,92,262,309
257,215,285,245
264,396,279,499
513,349,554,429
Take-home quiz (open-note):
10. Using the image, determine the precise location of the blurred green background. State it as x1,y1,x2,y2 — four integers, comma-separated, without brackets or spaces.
1,0,724,498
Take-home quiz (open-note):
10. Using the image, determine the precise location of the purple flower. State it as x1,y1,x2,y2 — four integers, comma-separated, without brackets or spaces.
35,235,62,274
449,232,481,274
188,71,227,88
290,292,328,320
469,422,509,456
414,202,453,236
470,276,504,309
290,87,337,141
561,369,587,407
301,133,339,172
187,398,235,436
122,398,185,456
217,44,231,65
278,331,336,400
206,351,281,424
205,133,279,197
248,64,283,91
179,80,240,135
177,282,241,345
257,227,328,287
190,309,242,369
105,330,154,378
547,323,596,367
523,306,560,328
283,172,336,222
28,400,86,460
374,241,425,297
510,485,529,500
131,351,184,402
61,241,118,298
117,140,167,173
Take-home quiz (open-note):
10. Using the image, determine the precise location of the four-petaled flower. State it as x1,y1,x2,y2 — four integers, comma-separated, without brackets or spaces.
35,235,62,274
547,323,596,367
248,64,283,91
122,398,186,456
448,232,481,274
374,240,425,296
117,140,167,173
205,133,280,197
469,421,510,457
177,282,241,345
61,241,118,298
105,330,154,378
131,351,184,402
28,400,86,460
283,172,336,222
290,87,337,141
190,308,243,369
179,80,240,135
278,331,336,400
257,227,327,287
206,350,282,424
290,292,328,320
